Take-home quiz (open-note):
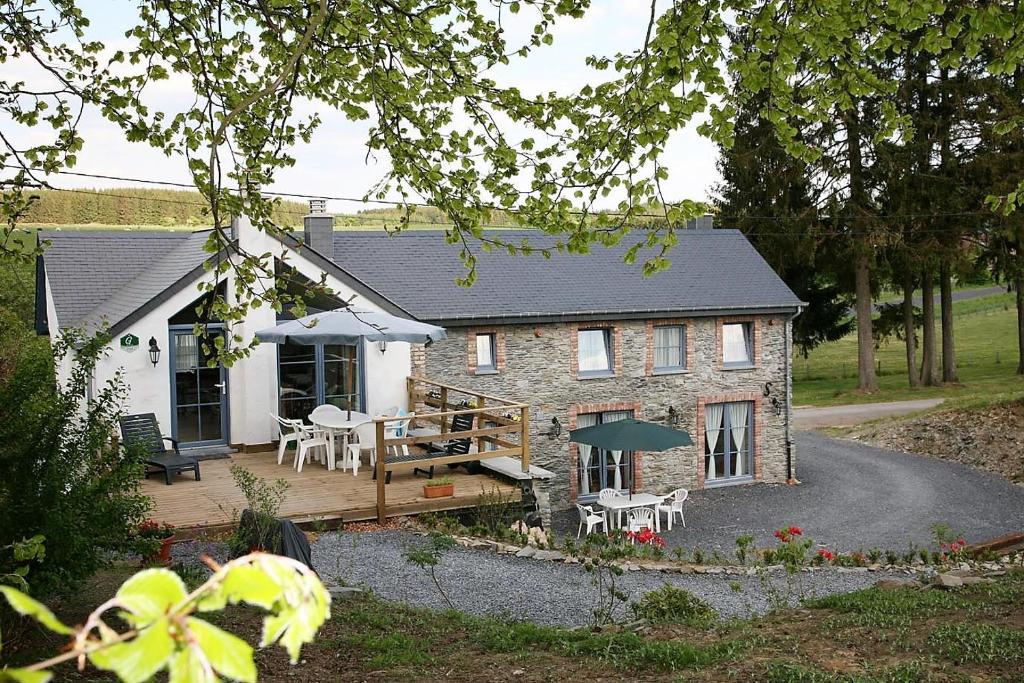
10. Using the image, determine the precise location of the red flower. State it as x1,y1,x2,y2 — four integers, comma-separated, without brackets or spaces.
773,529,788,542
788,526,803,536
816,549,834,562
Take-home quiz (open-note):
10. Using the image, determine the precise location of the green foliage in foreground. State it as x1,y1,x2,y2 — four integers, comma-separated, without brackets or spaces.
763,660,928,683
630,584,717,626
0,553,330,683
927,623,1024,665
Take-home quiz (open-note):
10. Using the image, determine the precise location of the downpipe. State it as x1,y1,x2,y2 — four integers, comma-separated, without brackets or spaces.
785,306,803,484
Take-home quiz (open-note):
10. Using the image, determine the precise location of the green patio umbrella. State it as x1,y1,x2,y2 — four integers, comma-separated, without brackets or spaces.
569,419,693,497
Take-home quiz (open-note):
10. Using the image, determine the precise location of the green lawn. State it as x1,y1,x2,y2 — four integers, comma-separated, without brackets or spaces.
794,291,1024,407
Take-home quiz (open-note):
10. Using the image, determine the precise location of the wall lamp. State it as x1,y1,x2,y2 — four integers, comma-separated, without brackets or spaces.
547,416,562,439
378,339,387,354
666,405,679,427
148,337,161,367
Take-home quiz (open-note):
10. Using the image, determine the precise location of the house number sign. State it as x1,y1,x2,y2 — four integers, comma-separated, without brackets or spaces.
120,333,140,348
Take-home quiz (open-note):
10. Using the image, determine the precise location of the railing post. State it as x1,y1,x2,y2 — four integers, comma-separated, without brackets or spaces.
375,418,387,523
406,376,417,430
520,405,530,473
439,387,449,433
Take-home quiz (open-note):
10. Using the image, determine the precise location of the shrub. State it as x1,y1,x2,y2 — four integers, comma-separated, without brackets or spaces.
228,465,290,554
0,320,151,594
631,584,717,626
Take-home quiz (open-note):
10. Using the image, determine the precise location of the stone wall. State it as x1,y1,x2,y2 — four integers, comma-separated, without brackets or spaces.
421,315,794,515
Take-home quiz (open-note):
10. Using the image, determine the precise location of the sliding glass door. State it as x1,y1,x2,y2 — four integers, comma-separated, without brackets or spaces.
278,341,362,421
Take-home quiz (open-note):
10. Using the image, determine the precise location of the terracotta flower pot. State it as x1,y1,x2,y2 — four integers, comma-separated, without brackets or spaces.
158,535,176,564
423,483,454,498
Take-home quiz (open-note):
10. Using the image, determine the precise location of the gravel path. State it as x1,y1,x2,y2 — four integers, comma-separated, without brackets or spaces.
311,529,899,628
552,432,1024,555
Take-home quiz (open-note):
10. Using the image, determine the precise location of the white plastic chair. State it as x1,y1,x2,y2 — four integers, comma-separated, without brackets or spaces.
271,413,300,465
310,404,344,422
345,421,379,476
626,507,656,540
384,411,414,457
656,488,688,531
576,504,606,538
598,488,623,528
294,423,329,473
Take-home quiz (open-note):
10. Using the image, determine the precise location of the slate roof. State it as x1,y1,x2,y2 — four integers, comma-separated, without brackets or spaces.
38,227,802,333
39,230,212,332
329,229,803,324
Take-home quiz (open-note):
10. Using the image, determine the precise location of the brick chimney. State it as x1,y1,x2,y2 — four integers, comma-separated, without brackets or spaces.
685,214,714,230
303,199,333,254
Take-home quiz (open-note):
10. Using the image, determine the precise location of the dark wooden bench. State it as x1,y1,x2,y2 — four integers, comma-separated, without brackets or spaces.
119,413,201,486
373,412,477,484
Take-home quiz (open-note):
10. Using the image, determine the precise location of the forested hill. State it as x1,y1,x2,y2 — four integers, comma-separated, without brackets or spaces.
20,188,308,227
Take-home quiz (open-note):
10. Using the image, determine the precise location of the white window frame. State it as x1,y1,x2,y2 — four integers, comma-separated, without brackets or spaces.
475,332,498,374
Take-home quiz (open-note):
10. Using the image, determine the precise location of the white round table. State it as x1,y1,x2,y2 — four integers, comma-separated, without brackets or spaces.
309,410,371,471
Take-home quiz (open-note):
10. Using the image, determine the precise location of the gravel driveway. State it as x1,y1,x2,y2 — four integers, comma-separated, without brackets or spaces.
554,432,1024,554
312,529,894,627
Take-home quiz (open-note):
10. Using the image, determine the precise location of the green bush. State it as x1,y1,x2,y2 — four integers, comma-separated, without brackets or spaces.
0,318,151,594
631,584,717,626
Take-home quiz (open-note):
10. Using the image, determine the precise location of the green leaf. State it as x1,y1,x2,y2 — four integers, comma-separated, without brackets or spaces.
0,669,53,683
88,618,175,683
188,618,256,683
116,568,187,625
168,646,217,683
197,565,281,612
0,587,71,635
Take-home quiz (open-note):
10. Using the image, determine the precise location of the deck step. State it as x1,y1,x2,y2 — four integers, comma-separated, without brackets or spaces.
180,445,236,461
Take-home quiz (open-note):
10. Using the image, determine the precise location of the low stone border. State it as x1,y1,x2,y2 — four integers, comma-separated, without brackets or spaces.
443,533,1024,578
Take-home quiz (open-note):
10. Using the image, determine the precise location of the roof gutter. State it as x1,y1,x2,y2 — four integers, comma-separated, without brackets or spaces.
424,304,807,328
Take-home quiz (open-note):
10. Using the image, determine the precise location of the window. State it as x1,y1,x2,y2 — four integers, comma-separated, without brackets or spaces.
475,333,497,373
722,322,753,367
703,401,753,484
576,409,635,498
278,341,361,421
653,325,686,372
578,328,612,376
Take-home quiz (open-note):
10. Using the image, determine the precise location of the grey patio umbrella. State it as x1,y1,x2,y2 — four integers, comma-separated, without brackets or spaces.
569,418,694,497
255,308,446,346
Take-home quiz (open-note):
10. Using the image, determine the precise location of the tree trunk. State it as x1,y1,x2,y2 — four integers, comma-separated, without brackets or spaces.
920,268,938,385
940,259,958,382
903,271,920,387
855,253,878,391
1016,266,1024,375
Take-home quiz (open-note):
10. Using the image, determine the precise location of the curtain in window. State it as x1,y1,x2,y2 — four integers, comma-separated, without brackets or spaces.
475,334,493,367
654,326,683,368
729,402,749,476
603,410,631,490
578,329,610,372
576,413,599,495
722,324,750,364
704,403,724,479
174,334,198,372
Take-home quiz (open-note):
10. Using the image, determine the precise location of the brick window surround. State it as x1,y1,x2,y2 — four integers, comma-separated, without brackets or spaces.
569,323,622,379
715,317,762,370
567,401,643,502
695,393,763,488
466,328,506,375
645,320,695,376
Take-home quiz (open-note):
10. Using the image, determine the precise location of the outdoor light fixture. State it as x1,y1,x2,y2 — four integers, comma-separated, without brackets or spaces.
378,339,387,354
148,337,161,366
667,406,679,426
424,335,434,347
547,417,562,439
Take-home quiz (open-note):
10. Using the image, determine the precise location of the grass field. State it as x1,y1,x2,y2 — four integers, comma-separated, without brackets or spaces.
794,291,1024,407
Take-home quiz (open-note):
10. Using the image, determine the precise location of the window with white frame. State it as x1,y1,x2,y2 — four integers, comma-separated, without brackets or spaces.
703,401,753,483
576,409,634,498
577,328,613,376
475,333,497,373
653,324,686,372
722,322,753,367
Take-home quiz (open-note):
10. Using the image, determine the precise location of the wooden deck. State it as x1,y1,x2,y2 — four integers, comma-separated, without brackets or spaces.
142,450,521,530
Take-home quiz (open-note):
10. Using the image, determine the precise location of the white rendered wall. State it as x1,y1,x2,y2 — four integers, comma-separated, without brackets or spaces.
45,221,414,448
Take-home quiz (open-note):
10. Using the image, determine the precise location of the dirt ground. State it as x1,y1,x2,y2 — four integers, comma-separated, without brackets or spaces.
838,399,1024,484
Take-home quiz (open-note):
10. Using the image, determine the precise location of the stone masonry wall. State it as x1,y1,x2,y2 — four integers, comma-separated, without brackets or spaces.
422,316,793,514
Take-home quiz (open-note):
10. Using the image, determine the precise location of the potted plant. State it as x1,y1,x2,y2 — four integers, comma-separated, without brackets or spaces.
423,477,455,499
137,519,176,565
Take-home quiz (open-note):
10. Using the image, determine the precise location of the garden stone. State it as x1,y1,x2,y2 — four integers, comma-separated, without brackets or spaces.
516,546,537,558
959,576,994,586
533,550,565,562
837,567,869,574
874,578,922,591
327,586,364,600
935,573,964,588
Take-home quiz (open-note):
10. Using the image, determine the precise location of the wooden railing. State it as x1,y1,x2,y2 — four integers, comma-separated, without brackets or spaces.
373,377,530,522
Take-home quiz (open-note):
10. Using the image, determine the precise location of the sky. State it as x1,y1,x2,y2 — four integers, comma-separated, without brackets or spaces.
16,1,722,215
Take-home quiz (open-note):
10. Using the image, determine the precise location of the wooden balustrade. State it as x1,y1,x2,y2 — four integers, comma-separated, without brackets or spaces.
373,376,530,522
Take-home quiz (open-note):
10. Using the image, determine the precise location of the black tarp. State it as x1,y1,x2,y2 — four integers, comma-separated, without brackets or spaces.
236,509,314,571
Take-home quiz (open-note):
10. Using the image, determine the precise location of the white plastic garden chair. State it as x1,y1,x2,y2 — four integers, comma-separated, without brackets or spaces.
626,507,656,540
575,504,606,538
384,411,414,457
345,421,380,476
656,488,688,531
293,422,329,473
271,413,300,465
598,487,624,528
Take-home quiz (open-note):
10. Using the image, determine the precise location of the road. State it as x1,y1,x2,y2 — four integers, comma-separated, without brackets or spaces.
793,398,945,430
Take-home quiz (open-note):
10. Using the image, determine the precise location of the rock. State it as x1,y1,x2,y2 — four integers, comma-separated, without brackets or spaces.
984,570,1006,578
563,556,580,564
516,546,536,558
934,573,964,589
533,550,565,562
959,576,995,586
837,567,869,574
496,544,520,554
874,578,922,591
868,563,882,571
327,586,364,600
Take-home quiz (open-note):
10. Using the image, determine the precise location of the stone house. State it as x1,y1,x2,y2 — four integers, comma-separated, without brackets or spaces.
330,224,805,516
